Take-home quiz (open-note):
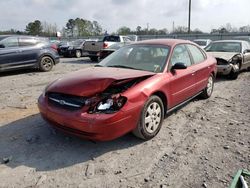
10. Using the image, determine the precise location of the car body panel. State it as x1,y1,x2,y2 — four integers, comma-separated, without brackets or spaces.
0,35,60,72
38,39,217,141
205,40,250,75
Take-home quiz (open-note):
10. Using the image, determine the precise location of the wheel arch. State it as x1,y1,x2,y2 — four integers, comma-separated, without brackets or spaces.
151,91,168,116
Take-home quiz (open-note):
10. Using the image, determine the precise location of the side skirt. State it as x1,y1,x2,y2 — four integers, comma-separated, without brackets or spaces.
166,91,203,115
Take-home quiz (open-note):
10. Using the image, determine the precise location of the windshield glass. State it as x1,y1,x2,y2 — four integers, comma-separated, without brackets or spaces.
205,42,241,53
71,40,84,46
194,40,207,46
99,45,170,73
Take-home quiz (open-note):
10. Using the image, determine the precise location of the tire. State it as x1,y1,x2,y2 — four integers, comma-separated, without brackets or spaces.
228,63,240,80
39,56,54,72
132,95,164,140
90,56,98,62
75,50,82,58
228,70,239,80
200,75,214,99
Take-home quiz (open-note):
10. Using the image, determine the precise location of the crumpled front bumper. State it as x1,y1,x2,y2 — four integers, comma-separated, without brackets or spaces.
217,63,239,75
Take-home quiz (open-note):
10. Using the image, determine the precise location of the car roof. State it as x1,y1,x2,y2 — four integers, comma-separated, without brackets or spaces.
193,39,211,41
134,39,194,47
211,40,245,43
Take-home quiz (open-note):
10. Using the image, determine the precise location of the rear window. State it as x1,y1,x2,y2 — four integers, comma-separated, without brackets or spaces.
19,37,39,46
103,36,120,42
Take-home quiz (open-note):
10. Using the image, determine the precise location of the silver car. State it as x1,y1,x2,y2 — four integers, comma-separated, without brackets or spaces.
205,40,250,79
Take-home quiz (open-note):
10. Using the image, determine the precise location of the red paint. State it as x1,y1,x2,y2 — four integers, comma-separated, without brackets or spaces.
38,39,217,141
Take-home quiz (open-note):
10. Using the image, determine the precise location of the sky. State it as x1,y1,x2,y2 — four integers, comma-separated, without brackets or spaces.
0,0,249,33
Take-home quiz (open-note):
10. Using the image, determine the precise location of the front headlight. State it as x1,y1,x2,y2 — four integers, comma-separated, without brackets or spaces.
68,46,74,50
88,95,127,113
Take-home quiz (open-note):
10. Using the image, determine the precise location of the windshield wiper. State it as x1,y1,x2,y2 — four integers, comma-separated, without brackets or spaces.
107,65,137,70
94,64,103,67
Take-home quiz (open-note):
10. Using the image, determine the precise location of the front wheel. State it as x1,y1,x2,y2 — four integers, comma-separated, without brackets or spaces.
75,50,82,58
132,95,164,140
39,56,54,72
200,75,214,99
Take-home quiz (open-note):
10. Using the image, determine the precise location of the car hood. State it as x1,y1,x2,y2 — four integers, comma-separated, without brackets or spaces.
207,52,241,61
47,67,155,96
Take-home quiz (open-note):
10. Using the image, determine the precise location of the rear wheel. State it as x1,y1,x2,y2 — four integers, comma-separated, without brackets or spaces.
132,95,164,140
39,56,54,72
75,50,82,58
200,75,214,99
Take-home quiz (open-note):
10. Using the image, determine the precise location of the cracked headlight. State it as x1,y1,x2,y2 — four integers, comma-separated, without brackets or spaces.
91,95,127,113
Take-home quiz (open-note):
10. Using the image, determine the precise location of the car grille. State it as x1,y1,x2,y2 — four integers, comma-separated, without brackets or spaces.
48,92,86,111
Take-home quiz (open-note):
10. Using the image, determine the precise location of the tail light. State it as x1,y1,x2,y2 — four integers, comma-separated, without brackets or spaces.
51,44,58,51
103,42,108,49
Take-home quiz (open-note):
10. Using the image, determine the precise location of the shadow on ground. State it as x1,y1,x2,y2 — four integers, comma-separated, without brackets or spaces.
0,114,142,171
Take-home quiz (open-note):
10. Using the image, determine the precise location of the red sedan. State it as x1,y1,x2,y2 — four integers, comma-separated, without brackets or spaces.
38,39,217,141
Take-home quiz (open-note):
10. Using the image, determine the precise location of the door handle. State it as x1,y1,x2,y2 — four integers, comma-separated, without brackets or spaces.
191,71,195,76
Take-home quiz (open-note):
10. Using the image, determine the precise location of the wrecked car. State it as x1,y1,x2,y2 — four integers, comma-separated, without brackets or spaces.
38,39,217,141
205,40,250,79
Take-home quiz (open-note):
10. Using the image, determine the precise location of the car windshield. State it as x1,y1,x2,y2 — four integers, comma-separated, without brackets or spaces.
194,40,207,46
71,40,84,46
99,45,170,73
0,36,9,41
205,42,241,53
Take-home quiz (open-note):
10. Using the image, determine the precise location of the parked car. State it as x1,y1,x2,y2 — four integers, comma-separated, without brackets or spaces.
205,40,250,79
84,35,137,61
232,36,250,42
98,42,129,60
38,39,217,141
193,39,212,48
59,39,86,58
0,35,60,72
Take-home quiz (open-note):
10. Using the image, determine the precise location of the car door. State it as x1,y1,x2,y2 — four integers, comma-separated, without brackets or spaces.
18,36,40,66
242,41,250,70
186,44,211,93
0,36,20,70
168,44,196,107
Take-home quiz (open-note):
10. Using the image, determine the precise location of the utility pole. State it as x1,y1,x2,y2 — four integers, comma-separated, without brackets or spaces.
172,21,175,33
188,0,191,33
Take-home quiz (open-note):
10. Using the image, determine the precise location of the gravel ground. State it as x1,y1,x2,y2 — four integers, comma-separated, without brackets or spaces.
0,58,249,188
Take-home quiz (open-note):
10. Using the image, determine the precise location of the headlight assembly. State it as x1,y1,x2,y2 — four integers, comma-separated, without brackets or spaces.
88,95,127,114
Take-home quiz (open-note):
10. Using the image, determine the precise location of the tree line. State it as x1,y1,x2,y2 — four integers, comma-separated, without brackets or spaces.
0,19,249,37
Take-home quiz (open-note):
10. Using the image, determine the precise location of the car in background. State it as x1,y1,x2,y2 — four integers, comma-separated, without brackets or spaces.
38,39,216,141
84,35,138,61
59,39,86,58
193,39,212,48
0,35,60,72
98,42,130,60
205,40,250,79
233,36,250,43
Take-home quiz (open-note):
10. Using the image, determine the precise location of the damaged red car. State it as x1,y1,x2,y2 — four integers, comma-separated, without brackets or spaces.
38,39,217,141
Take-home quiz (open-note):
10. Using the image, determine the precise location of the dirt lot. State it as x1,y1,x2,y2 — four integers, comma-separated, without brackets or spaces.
0,58,249,188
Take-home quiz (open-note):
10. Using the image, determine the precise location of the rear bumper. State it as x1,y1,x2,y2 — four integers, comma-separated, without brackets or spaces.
37,95,142,141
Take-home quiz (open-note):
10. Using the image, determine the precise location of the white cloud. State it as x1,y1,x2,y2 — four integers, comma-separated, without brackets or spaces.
0,0,249,33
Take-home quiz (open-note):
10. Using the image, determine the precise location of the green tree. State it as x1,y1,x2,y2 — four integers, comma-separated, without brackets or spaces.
66,19,76,36
25,20,43,35
117,26,131,35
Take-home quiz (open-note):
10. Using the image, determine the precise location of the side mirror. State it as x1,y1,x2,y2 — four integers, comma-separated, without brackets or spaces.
171,62,187,70
0,44,5,48
243,49,250,54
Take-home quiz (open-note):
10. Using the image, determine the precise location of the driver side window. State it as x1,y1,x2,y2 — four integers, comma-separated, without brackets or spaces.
0,37,18,48
170,44,192,67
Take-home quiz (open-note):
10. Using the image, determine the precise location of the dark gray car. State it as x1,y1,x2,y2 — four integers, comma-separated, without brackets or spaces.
0,35,60,72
